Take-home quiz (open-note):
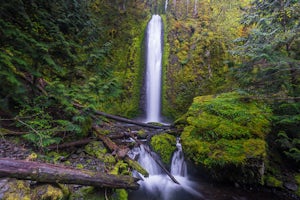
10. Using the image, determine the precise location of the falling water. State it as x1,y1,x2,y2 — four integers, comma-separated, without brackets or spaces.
171,138,187,176
128,141,203,200
165,0,168,12
145,15,163,123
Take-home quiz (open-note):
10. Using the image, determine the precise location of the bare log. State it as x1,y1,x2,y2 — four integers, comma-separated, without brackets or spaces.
73,103,170,129
0,158,139,190
93,110,169,129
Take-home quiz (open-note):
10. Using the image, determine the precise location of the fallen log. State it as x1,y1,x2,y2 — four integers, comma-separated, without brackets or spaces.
0,158,139,190
93,110,169,129
129,133,180,184
93,125,149,177
47,138,95,150
73,103,170,130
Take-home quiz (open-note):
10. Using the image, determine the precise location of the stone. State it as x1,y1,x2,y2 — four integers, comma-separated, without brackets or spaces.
284,182,298,191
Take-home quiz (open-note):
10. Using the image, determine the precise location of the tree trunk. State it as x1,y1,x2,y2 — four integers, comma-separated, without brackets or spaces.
0,158,139,190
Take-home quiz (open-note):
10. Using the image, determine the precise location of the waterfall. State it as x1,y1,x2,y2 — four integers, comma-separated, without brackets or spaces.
165,0,168,12
145,15,163,123
171,138,187,176
128,142,203,200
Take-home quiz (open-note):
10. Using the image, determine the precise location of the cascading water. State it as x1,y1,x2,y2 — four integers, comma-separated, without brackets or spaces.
171,138,187,176
128,140,203,200
145,15,163,123
165,0,168,12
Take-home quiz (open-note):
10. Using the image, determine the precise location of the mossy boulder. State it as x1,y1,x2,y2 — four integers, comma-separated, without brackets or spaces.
0,179,31,200
178,92,271,184
31,184,65,200
150,133,177,165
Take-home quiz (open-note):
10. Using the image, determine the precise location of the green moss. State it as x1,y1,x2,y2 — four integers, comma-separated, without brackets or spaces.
76,163,84,169
32,184,64,200
103,154,116,164
84,141,107,159
3,180,31,200
264,176,283,188
110,161,129,175
150,133,177,164
180,92,271,183
113,189,128,200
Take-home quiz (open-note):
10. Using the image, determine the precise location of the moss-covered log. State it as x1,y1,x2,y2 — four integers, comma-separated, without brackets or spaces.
0,158,139,190
93,125,149,177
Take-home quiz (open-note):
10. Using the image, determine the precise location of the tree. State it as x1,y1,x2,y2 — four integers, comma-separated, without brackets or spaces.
234,0,300,97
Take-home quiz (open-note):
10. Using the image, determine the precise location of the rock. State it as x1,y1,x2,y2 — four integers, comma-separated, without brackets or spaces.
32,184,65,200
0,178,31,200
284,182,298,191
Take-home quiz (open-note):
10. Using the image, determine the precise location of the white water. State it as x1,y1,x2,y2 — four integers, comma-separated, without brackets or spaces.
145,15,163,123
171,138,187,176
128,141,203,200
165,0,168,12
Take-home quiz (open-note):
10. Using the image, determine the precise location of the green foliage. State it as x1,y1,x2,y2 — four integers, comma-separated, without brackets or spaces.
180,92,270,171
264,175,283,188
273,102,300,163
233,0,300,97
113,189,128,200
164,0,248,118
150,133,177,164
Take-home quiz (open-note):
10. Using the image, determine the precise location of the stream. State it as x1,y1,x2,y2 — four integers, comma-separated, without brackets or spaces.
132,14,294,200
128,139,290,200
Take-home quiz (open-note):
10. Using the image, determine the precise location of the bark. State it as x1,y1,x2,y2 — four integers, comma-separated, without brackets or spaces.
93,125,149,177
0,158,139,190
129,133,180,184
73,103,170,129
93,110,170,129
0,128,28,136
47,138,95,150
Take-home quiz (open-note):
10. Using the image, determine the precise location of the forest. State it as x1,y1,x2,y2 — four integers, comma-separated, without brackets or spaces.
0,0,299,199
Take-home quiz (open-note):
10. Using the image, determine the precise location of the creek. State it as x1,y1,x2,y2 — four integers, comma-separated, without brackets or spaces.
130,14,291,200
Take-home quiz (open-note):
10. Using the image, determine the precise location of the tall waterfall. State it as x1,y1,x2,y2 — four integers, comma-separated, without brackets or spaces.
145,15,163,123
165,0,168,12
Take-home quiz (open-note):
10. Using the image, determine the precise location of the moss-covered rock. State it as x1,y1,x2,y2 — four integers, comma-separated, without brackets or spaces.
179,92,271,184
31,184,65,200
150,133,177,165
264,176,283,188
1,179,31,200
85,141,108,158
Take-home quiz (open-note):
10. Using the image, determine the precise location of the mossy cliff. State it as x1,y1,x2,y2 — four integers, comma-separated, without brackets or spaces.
162,0,249,119
177,92,272,184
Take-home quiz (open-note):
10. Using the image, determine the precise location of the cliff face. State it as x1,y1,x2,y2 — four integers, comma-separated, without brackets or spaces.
162,0,248,118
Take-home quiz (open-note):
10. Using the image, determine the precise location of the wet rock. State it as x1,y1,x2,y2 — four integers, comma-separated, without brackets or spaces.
284,182,298,191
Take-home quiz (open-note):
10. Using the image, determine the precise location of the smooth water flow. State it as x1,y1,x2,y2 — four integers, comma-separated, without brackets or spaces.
128,142,203,200
165,0,168,11
145,15,163,123
171,138,187,176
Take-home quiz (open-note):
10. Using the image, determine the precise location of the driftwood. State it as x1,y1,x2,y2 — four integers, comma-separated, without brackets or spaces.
129,133,180,184
0,158,139,189
93,125,149,177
